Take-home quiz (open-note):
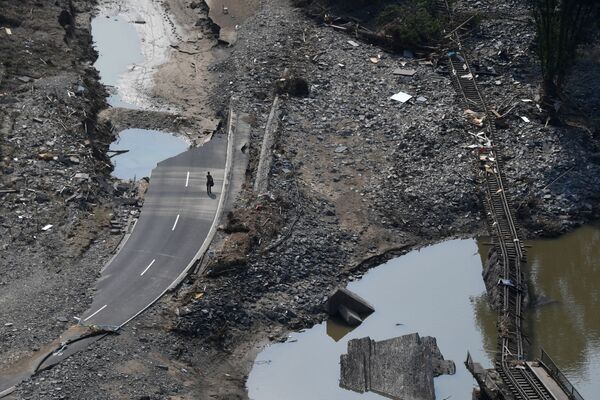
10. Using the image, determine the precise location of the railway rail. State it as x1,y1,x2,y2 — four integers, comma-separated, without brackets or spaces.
437,1,574,398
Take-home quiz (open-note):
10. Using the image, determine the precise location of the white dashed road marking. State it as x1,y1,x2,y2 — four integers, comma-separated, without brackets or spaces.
84,304,107,322
140,259,156,276
172,214,180,231
185,171,190,187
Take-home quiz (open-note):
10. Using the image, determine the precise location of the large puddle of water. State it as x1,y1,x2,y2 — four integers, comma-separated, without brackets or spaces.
247,239,496,400
109,128,189,180
248,225,600,399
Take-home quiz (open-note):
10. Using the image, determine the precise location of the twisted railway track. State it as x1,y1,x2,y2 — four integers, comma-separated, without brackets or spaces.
438,2,558,398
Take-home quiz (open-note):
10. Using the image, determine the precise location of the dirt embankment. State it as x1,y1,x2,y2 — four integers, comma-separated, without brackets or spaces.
6,0,600,399
0,0,131,370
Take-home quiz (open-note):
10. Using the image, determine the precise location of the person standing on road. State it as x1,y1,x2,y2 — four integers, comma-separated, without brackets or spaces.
206,171,214,195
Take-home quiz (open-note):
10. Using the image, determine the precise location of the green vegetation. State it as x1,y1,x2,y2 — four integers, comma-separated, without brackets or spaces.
294,0,456,51
377,1,448,50
531,0,599,105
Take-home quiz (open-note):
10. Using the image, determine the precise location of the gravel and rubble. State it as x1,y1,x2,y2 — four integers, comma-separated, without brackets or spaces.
4,0,600,399
0,0,146,376
456,0,600,236
170,3,483,383
181,0,599,327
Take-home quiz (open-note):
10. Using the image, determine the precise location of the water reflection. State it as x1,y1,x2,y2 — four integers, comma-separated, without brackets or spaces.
473,226,600,398
110,128,188,179
525,225,600,397
248,226,600,399
472,293,498,361
247,239,496,400
326,316,356,342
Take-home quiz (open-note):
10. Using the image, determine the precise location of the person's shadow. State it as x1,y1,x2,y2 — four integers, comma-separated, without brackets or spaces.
207,192,217,200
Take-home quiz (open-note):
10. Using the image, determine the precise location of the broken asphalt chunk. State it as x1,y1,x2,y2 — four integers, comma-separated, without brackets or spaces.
325,287,374,326
340,334,455,400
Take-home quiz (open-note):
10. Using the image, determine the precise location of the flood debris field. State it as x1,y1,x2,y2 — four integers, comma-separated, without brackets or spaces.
1,0,600,399
0,0,121,372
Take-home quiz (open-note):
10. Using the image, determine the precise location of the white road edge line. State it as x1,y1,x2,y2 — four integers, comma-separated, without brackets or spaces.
172,214,180,231
185,171,190,187
140,259,156,276
83,304,107,322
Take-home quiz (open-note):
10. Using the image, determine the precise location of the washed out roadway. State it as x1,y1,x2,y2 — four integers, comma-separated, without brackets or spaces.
82,134,227,328
0,135,227,396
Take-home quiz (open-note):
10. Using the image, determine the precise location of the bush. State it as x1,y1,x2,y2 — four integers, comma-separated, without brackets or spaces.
295,0,455,51
378,2,447,50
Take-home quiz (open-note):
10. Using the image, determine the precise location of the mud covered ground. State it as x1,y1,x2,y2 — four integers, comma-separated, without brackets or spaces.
2,0,600,399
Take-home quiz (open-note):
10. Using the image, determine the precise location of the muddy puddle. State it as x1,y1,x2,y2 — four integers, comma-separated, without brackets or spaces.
248,225,600,399
247,239,496,399
109,128,189,180
205,0,259,44
92,4,189,179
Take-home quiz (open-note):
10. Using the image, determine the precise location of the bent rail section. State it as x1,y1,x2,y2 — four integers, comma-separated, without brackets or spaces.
439,1,582,398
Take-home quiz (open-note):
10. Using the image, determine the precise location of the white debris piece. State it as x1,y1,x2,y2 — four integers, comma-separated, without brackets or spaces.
390,91,412,103
347,40,359,47
521,116,531,123
42,224,53,231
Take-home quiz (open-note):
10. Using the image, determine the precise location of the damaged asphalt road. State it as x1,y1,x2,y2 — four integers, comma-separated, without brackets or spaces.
80,135,227,330
0,132,229,394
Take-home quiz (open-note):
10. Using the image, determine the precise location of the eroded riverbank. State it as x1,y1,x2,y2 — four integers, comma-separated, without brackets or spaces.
248,239,496,400
248,226,600,399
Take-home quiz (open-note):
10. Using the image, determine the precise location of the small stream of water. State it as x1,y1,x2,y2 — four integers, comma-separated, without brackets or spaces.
248,225,600,399
91,8,188,180
92,15,143,109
